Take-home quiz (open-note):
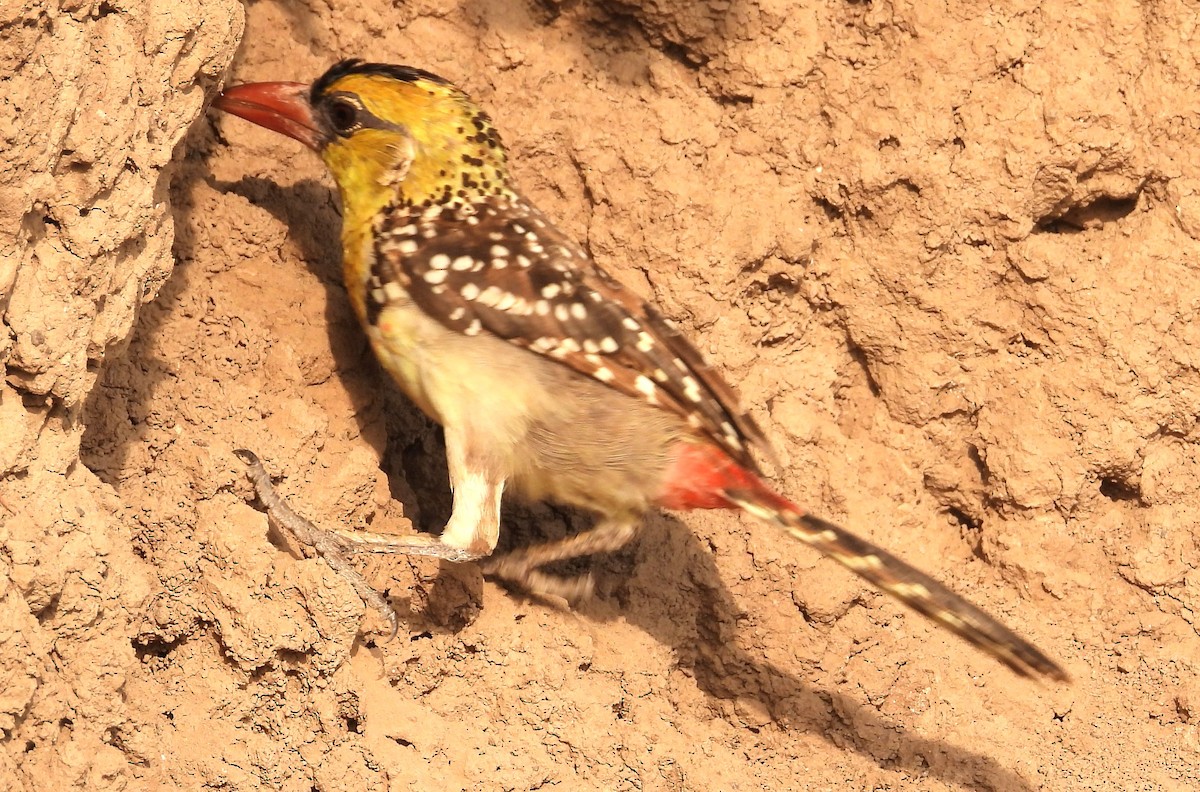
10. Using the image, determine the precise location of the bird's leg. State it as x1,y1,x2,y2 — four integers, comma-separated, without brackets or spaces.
239,425,506,560
235,442,504,638
431,425,506,560
481,518,639,604
235,449,399,638
235,438,507,635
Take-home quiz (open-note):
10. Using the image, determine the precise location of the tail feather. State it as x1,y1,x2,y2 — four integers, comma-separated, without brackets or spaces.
724,486,1069,682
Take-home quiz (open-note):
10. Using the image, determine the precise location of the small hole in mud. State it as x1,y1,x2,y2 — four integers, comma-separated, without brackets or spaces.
36,592,61,623
133,635,182,659
1099,476,1140,503
1036,195,1139,234
104,726,123,748
948,507,979,532
277,649,308,667
578,661,591,672
24,741,35,752
392,737,415,748
813,195,844,221
344,716,360,733
410,630,433,642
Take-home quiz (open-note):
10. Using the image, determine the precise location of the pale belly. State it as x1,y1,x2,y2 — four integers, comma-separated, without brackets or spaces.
363,299,685,518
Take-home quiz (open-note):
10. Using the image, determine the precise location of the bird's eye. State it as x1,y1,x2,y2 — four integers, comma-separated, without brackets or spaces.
328,99,359,135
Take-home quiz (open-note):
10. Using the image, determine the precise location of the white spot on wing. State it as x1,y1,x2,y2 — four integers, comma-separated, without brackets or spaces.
477,286,502,307
635,375,659,404
721,422,742,448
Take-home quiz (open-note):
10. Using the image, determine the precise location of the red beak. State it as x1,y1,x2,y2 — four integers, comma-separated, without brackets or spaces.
213,82,323,151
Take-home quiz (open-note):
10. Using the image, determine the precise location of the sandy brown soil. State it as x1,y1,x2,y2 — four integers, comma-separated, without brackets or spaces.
5,0,1200,789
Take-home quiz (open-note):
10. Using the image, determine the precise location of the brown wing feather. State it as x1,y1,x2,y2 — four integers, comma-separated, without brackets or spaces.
369,194,768,470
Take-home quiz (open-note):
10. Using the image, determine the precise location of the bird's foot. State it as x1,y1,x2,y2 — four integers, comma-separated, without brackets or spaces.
235,449,408,638
480,554,596,605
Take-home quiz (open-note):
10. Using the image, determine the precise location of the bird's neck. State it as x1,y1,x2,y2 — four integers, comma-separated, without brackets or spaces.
333,127,518,256
333,109,520,325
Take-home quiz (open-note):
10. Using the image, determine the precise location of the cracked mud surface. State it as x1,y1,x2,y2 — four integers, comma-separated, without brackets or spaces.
4,1,1200,789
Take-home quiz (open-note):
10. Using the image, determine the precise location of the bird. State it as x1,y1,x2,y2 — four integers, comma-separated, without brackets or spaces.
212,59,1067,681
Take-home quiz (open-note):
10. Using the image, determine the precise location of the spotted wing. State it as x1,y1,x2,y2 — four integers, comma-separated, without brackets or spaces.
370,195,770,470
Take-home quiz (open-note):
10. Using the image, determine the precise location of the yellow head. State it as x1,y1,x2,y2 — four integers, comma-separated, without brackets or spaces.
215,60,516,233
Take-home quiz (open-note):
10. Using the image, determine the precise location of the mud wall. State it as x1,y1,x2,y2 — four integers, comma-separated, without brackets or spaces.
3,1,1199,789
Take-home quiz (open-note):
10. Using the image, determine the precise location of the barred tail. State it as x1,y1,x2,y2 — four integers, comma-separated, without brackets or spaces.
724,486,1069,682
